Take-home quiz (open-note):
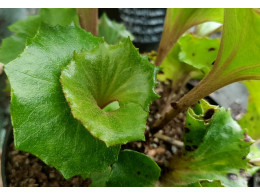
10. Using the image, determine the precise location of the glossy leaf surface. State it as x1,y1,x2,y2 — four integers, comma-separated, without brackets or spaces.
107,150,161,187
164,100,253,187
155,8,223,65
98,13,134,44
0,15,41,64
61,40,159,146
4,25,120,179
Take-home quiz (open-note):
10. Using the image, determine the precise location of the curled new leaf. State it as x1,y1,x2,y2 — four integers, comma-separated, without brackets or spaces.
4,25,120,179
162,100,253,187
60,40,159,146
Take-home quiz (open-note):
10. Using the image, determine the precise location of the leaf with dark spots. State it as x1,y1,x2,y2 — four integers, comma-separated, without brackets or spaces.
184,99,218,148
162,100,254,187
178,34,220,74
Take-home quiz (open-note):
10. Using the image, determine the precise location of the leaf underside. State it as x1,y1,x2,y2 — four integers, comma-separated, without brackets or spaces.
4,25,120,179
60,40,159,146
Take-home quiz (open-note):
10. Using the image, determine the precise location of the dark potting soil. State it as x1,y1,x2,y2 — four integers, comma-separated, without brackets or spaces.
6,142,92,187
5,81,187,187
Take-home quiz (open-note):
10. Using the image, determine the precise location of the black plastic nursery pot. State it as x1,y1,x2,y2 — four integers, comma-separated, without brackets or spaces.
119,8,166,53
1,129,11,187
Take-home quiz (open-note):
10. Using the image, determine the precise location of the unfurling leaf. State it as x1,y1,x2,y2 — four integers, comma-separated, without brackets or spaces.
60,40,159,146
4,25,120,179
107,150,161,187
155,8,223,66
162,100,253,187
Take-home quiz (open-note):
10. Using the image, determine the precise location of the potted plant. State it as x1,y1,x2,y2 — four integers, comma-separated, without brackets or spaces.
1,8,260,187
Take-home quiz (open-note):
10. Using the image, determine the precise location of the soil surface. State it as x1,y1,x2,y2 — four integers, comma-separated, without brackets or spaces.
4,81,187,187
5,142,92,187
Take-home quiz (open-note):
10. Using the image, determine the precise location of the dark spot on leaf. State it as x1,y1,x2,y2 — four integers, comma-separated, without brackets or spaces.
171,102,178,109
244,133,252,142
227,173,238,181
188,123,191,126
242,156,246,160
203,109,215,120
198,101,200,104
185,145,192,151
184,127,190,133
158,70,164,74
239,169,246,177
192,53,195,56
192,145,198,150
208,47,216,51
211,60,215,65
250,116,254,121
137,171,141,175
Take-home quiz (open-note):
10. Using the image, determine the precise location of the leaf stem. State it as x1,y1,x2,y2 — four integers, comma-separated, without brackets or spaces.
151,72,224,134
77,8,98,36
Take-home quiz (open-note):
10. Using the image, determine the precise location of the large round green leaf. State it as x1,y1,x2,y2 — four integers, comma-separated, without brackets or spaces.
4,25,120,179
60,40,159,146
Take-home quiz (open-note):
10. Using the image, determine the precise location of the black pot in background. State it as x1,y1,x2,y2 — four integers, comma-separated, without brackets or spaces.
1,129,12,187
119,8,166,53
